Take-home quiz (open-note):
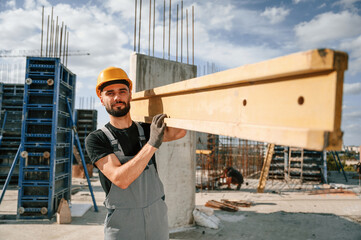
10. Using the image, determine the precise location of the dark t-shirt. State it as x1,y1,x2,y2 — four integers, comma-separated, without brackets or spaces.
85,121,154,196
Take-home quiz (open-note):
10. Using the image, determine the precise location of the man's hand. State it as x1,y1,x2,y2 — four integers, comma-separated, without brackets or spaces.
148,114,167,148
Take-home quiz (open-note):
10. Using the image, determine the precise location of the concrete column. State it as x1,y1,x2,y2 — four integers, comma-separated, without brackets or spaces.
129,53,197,230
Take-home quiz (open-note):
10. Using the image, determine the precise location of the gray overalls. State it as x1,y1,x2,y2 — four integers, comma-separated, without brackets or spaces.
101,122,169,240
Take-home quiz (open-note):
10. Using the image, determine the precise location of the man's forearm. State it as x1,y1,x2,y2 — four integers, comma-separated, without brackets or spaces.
110,143,157,189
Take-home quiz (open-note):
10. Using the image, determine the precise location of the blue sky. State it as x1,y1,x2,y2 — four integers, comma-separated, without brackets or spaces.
0,0,360,146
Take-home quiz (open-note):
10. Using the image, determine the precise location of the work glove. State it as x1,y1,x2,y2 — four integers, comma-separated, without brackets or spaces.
148,114,167,148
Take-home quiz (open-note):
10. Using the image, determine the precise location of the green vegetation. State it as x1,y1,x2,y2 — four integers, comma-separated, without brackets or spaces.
327,151,358,172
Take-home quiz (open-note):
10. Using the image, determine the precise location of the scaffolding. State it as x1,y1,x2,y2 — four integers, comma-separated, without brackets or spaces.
196,134,265,190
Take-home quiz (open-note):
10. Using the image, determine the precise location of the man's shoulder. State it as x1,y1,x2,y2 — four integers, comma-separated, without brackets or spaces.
85,128,108,144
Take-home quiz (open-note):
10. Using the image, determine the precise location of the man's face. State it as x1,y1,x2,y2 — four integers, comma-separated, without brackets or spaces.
100,83,132,117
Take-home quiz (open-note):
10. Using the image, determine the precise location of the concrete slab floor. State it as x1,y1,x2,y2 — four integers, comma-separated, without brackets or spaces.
0,171,360,240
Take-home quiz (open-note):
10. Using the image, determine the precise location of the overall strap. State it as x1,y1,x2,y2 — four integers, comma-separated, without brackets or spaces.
135,122,158,170
101,126,125,159
134,121,147,146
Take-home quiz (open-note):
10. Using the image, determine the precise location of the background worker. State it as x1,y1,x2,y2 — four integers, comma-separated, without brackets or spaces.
222,166,244,190
85,66,186,240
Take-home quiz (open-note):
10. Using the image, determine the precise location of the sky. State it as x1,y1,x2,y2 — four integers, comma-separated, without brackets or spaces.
0,0,360,146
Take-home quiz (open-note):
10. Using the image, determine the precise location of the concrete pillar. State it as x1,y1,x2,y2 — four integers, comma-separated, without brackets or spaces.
129,53,197,230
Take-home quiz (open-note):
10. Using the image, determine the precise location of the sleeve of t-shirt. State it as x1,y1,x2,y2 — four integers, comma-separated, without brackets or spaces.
85,130,114,168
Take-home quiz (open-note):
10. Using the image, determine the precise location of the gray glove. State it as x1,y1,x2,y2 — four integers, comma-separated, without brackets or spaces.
148,114,167,148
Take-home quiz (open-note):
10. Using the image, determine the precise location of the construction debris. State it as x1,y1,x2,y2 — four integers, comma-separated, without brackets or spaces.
205,200,239,212
220,199,253,208
308,188,357,196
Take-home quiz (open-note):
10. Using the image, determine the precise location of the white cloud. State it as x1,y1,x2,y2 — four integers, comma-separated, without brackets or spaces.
103,0,135,19
344,82,361,94
6,0,16,8
344,110,361,119
261,7,290,24
294,11,361,49
24,0,36,9
333,0,361,11
340,35,361,75
318,3,327,9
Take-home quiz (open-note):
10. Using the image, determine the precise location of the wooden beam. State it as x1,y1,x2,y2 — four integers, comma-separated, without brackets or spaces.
131,49,348,150
257,144,275,193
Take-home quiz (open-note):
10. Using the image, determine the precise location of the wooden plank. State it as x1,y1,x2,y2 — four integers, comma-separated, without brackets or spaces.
257,144,275,193
131,49,348,150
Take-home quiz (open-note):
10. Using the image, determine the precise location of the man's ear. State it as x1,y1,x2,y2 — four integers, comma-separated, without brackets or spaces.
100,95,105,106
129,91,132,101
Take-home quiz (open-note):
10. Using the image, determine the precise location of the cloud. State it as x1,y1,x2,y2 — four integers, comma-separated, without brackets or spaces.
344,82,361,94
261,7,290,24
318,3,327,9
340,35,361,75
333,0,361,11
294,11,361,49
6,0,16,9
344,110,361,119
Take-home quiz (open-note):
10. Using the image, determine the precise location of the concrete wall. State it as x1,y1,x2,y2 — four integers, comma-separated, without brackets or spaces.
129,53,197,230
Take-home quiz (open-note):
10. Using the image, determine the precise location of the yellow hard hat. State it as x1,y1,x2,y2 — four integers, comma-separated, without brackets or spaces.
96,66,133,97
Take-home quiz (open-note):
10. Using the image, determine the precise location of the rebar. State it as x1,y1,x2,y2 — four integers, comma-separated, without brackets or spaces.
192,5,194,65
134,0,137,52
153,0,155,56
63,25,67,63
176,4,178,61
168,0,171,60
66,31,69,66
163,0,165,58
59,22,63,58
41,6,44,57
149,0,151,55
181,0,183,63
46,15,49,57
138,0,142,53
186,9,188,64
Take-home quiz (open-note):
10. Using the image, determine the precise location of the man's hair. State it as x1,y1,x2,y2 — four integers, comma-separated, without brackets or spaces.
99,80,130,92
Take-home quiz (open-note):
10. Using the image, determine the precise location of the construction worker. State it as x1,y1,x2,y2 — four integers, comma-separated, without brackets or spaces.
85,67,186,240
222,166,244,190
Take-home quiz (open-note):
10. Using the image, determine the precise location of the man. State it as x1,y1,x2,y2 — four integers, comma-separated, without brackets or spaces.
85,66,186,240
223,166,244,190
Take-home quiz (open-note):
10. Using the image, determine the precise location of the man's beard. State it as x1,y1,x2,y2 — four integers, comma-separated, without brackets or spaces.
105,100,131,117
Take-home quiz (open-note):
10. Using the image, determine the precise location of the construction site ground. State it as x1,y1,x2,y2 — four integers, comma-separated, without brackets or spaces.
1,170,360,240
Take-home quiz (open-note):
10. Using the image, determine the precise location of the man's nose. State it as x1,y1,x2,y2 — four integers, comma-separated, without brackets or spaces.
113,93,122,100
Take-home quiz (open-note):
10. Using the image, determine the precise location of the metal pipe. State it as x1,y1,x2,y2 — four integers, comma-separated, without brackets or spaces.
63,25,67,63
192,5,194,65
163,0,165,58
176,4,178,62
138,0,142,53
46,15,49,57
186,9,188,64
181,1,183,63
149,0,151,55
41,6,44,57
153,0,155,56
134,0,137,52
168,0,171,60
59,22,63,59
